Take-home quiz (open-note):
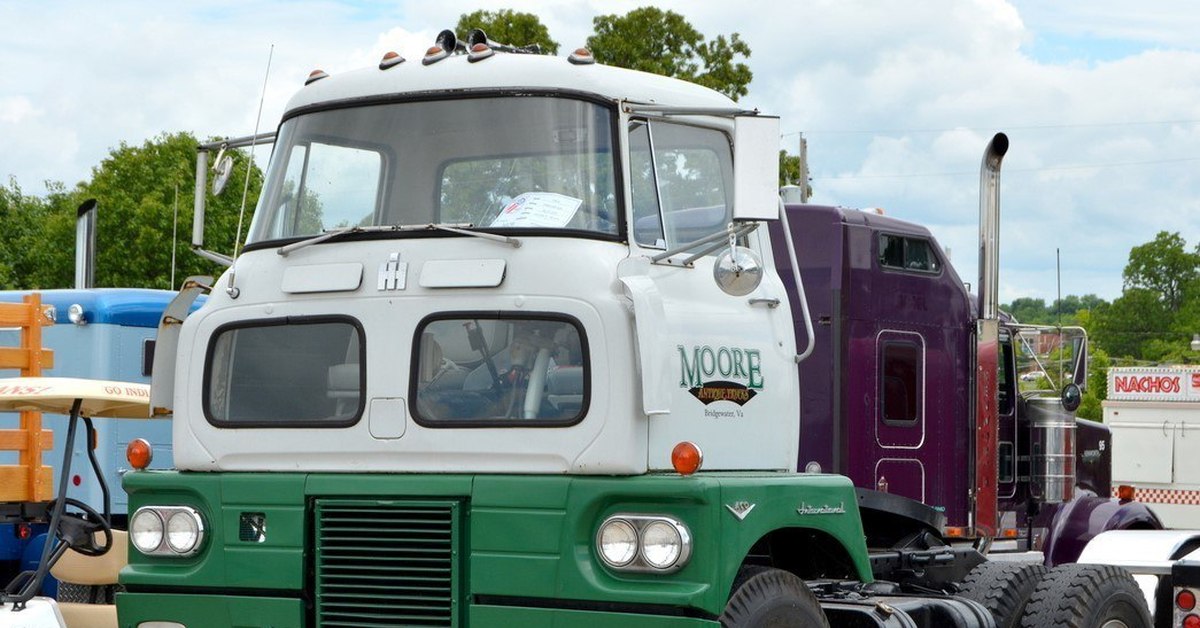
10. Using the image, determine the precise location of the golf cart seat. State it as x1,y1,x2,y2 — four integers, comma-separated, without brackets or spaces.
49,530,126,628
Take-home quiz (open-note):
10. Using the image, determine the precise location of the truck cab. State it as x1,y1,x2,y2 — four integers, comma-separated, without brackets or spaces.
120,43,886,627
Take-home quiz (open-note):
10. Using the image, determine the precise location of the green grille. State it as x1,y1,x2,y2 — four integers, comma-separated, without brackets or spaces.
315,500,460,627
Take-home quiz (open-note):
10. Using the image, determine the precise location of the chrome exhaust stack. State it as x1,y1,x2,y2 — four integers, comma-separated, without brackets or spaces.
978,132,1008,321
74,199,97,289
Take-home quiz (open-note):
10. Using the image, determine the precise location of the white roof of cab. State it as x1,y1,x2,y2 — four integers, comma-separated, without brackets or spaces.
0,377,150,418
284,53,737,116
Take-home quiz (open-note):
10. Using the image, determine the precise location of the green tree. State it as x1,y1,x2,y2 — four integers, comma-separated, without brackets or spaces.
455,9,559,54
1091,288,1172,360
1123,231,1199,312
1077,346,1110,420
47,131,264,290
0,179,78,289
587,7,752,100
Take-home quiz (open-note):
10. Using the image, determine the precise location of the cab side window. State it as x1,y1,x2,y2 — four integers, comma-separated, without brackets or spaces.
628,119,733,249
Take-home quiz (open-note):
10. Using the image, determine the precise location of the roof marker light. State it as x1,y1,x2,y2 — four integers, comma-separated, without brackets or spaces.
423,45,449,66
305,69,328,85
379,51,405,70
568,48,595,65
468,43,495,63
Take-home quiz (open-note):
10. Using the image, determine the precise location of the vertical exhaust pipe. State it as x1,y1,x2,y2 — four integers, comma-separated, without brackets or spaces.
74,199,97,289
978,133,1008,320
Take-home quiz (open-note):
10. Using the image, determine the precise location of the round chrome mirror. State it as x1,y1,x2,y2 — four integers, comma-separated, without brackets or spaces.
1061,382,1082,413
211,155,234,196
713,246,764,296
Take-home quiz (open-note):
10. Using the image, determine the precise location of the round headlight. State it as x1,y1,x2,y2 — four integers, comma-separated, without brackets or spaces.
130,509,164,554
641,520,684,569
166,511,201,554
598,519,638,567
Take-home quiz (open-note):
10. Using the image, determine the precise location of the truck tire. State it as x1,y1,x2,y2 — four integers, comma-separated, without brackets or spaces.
720,566,829,627
1019,563,1151,628
957,561,1047,628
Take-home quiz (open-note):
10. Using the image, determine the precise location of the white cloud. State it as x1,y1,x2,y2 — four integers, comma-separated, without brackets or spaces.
0,0,1197,303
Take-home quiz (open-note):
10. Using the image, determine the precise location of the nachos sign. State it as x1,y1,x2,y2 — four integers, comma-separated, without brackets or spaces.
1108,366,1200,402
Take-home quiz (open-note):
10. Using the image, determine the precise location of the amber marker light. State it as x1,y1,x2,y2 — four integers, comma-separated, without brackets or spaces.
379,51,405,70
568,47,595,65
671,442,703,476
1116,484,1136,501
305,69,329,85
127,438,153,470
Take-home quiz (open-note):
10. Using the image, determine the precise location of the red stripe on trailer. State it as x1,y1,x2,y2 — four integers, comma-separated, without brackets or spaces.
1135,488,1200,505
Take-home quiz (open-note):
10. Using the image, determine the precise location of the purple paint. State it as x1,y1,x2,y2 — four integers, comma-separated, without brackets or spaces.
769,204,1144,544
771,204,974,527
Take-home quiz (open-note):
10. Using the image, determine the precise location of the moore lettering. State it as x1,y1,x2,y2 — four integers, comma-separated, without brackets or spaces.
679,345,763,390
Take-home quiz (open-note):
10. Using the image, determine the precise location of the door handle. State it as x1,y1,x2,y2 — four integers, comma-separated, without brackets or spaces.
749,297,780,308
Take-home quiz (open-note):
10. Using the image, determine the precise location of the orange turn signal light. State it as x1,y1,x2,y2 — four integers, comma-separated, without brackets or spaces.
671,442,703,476
943,526,968,538
126,438,153,470
1117,485,1136,501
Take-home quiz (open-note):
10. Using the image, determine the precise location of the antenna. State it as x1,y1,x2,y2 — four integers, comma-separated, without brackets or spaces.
226,44,274,299
171,183,179,289
1057,247,1064,386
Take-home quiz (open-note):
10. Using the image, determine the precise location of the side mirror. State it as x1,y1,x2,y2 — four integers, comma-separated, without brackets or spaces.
732,115,781,222
211,155,234,196
1061,383,1082,413
714,245,764,296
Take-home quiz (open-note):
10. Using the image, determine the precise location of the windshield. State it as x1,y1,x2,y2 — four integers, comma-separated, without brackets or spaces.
247,96,618,244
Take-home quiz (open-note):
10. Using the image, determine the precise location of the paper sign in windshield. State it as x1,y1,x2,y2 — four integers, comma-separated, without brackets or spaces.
490,192,582,228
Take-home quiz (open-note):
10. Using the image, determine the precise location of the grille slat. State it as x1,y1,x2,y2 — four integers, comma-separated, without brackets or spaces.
316,500,458,627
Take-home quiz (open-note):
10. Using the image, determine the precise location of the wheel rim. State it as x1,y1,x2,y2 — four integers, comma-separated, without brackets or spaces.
1099,620,1128,628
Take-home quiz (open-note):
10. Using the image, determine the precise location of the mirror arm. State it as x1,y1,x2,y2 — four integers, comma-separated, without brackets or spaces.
779,199,816,363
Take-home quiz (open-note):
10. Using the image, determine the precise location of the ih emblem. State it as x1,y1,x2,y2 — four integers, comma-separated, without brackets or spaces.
725,501,756,521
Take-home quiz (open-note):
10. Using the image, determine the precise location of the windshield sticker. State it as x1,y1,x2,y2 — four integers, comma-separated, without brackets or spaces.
489,192,582,228
678,345,762,408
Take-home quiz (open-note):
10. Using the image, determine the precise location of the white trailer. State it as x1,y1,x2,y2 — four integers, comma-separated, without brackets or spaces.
1106,366,1200,529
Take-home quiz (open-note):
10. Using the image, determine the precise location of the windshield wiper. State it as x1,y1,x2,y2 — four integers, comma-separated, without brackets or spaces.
277,222,520,257
399,223,521,248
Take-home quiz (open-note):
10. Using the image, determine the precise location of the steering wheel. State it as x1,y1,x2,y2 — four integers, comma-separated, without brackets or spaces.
46,498,113,557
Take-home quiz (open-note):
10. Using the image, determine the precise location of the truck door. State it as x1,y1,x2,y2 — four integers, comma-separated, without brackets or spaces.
874,330,928,501
625,117,799,471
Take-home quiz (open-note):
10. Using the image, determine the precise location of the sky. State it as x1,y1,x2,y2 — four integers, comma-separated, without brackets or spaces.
2,0,1199,304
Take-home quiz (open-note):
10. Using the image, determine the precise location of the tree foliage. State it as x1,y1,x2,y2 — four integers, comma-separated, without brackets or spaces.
1123,231,1199,312
0,132,263,291
455,9,559,54
586,7,752,100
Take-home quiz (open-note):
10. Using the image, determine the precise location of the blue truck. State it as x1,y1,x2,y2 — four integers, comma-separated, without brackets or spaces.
0,289,176,589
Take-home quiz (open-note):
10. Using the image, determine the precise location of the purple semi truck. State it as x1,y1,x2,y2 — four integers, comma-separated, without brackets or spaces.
768,134,1166,626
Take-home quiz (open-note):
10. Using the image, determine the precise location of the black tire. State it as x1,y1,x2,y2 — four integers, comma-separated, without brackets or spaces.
720,566,829,628
957,561,1047,628
1019,563,1152,628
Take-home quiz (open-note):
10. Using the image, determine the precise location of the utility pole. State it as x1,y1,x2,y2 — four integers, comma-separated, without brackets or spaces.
798,133,809,202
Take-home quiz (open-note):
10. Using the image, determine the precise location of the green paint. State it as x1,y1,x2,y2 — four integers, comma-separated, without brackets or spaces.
122,471,869,625
117,592,302,627
470,604,720,627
